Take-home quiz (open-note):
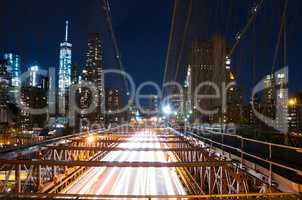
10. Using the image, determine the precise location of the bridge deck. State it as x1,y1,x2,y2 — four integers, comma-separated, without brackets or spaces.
63,131,187,196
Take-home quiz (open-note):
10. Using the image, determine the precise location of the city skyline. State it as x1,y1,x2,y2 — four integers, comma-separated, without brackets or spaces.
0,1,302,199
1,0,302,97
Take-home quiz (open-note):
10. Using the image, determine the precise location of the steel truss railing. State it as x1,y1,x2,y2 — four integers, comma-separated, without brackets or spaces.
174,126,302,194
0,126,299,199
0,192,296,199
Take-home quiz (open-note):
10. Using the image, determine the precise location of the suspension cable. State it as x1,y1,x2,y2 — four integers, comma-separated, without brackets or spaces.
101,0,130,95
173,0,193,83
162,0,178,98
271,0,288,76
228,0,264,58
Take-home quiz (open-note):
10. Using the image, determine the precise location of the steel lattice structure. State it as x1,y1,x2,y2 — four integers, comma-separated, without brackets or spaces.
0,126,299,199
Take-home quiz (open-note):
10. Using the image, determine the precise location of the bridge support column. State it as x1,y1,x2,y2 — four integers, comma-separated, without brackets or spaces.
37,164,42,190
15,164,21,193
52,151,56,182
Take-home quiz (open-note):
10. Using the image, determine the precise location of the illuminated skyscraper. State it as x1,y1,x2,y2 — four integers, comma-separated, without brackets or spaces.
0,60,9,131
188,36,229,123
262,69,288,132
105,88,123,124
3,52,21,103
29,65,39,87
58,20,72,120
84,33,104,123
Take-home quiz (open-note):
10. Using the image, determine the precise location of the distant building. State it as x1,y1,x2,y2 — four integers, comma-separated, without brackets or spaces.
71,63,79,85
19,72,48,132
0,60,10,133
58,20,72,123
147,95,159,116
80,33,104,125
298,93,302,131
105,88,124,124
225,71,243,124
20,86,48,132
29,65,39,87
261,70,288,132
186,35,238,124
3,52,21,104
288,94,302,132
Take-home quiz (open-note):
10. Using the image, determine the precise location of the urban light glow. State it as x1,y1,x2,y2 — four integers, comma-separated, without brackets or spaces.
86,135,96,143
162,104,172,116
289,98,297,106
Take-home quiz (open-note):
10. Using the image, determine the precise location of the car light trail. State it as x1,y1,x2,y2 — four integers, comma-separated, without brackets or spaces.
63,131,187,199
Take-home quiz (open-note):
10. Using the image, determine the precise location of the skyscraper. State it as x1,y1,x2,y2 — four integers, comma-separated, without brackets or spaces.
188,35,229,123
262,70,288,132
105,88,123,124
29,65,39,87
71,63,79,85
3,52,21,104
83,33,104,124
0,60,10,132
58,20,72,122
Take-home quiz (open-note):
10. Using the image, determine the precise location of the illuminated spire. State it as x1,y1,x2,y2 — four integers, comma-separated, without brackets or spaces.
65,20,69,42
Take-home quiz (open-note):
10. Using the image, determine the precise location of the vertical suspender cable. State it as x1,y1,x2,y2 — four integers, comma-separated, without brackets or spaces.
174,0,193,82
101,0,130,96
162,0,178,98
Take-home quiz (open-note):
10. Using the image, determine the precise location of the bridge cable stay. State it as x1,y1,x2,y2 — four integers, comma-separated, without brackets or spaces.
271,0,288,76
228,0,264,58
173,0,193,83
226,0,264,121
162,0,179,98
101,0,130,96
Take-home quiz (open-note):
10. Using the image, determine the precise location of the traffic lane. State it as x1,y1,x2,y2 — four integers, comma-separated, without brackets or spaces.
64,131,187,198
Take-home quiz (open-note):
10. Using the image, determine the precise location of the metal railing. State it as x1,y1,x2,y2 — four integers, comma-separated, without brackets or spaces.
173,126,302,192
0,192,297,199
0,124,132,158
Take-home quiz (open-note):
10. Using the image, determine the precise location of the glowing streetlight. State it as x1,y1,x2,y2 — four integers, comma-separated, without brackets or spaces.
162,104,172,116
86,135,96,143
288,98,297,107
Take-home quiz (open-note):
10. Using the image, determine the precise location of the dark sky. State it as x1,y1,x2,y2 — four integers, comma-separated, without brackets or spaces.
0,0,172,91
0,0,301,97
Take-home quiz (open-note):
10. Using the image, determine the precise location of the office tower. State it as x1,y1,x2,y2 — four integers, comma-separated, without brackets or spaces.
187,35,230,123
19,66,48,132
148,95,159,115
262,69,288,131
83,33,104,124
0,60,10,133
20,86,48,132
58,20,72,121
71,63,79,85
287,92,302,132
288,97,298,131
297,94,302,131
29,65,39,87
3,53,21,103
105,88,123,124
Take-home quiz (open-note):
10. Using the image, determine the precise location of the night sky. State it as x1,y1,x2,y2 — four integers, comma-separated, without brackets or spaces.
0,0,172,90
0,0,301,98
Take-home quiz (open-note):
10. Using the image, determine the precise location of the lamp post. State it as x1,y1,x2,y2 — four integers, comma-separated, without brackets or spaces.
162,104,172,127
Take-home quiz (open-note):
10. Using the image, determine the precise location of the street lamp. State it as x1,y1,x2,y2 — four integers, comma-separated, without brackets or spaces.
162,104,173,127
86,135,96,143
162,104,172,116
288,98,297,107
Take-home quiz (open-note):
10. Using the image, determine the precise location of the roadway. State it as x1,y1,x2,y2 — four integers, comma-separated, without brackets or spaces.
63,130,187,198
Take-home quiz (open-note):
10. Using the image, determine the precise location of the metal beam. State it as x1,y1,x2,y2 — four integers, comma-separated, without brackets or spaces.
0,192,296,199
0,160,231,168
48,146,204,152
101,135,181,139
70,139,187,143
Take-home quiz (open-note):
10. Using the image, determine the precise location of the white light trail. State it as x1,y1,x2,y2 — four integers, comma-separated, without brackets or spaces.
63,131,187,198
